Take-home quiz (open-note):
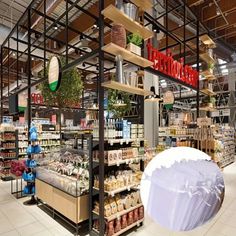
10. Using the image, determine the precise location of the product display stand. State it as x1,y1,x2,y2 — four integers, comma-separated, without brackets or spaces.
23,125,41,205
0,129,19,181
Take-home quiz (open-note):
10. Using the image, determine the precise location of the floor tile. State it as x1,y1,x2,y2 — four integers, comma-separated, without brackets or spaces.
0,218,15,234
16,221,46,236
0,230,20,236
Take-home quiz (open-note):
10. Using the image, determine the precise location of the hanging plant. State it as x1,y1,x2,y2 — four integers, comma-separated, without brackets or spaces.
39,57,83,108
107,89,131,118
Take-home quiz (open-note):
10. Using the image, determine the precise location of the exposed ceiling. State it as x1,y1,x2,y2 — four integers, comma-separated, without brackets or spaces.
187,0,236,56
1,0,236,105
0,0,31,29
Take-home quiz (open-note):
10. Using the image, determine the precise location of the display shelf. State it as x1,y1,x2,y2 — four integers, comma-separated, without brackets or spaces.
130,0,152,11
94,184,138,196
200,34,216,48
102,5,153,40
200,88,216,96
199,106,216,112
200,53,215,64
0,147,16,150
102,43,153,68
0,157,17,161
0,139,16,142
102,80,152,96
93,138,145,145
94,156,144,166
94,203,143,221
92,219,144,236
201,70,216,80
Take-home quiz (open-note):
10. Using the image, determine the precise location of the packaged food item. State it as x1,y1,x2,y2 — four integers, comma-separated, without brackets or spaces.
121,214,127,229
114,218,121,233
127,211,134,225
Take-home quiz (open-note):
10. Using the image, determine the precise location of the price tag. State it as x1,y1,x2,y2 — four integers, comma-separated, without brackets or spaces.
126,140,129,144
126,160,129,164
116,214,121,220
110,141,113,146
116,162,120,167
120,140,123,145
127,186,130,191
111,191,115,197
137,222,140,227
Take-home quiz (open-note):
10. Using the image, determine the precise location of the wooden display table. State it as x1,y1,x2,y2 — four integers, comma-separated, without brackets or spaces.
36,179,89,224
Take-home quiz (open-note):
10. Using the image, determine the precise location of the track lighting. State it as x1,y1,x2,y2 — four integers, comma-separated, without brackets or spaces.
54,24,58,30
145,86,162,102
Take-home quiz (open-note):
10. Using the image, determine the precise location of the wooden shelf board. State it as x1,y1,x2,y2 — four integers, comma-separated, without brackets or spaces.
92,218,144,236
200,53,216,64
200,34,216,48
102,43,153,68
93,203,143,222
102,80,152,96
94,184,138,196
199,106,216,112
102,5,153,40
130,0,152,11
201,70,216,80
200,88,216,96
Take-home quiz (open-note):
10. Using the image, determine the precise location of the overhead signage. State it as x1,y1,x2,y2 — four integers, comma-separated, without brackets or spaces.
48,56,62,92
18,93,27,112
146,41,199,88
212,109,230,117
163,91,174,109
197,118,211,126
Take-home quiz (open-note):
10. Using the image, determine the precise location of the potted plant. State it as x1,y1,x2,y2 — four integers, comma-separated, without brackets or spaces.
209,96,216,108
127,33,143,56
208,63,215,74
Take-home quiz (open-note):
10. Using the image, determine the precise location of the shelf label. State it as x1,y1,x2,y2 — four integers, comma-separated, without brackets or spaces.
127,186,131,191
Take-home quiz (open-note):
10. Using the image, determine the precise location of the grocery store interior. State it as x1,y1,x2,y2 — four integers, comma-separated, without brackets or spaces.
1,0,236,236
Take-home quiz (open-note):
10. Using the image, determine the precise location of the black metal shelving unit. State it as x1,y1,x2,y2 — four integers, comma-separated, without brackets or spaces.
0,130,18,181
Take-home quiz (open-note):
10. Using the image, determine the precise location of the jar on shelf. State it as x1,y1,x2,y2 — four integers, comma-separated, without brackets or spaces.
111,24,126,48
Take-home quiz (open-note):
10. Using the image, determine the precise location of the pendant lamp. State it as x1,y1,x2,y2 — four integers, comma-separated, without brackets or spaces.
145,86,162,102
113,94,127,107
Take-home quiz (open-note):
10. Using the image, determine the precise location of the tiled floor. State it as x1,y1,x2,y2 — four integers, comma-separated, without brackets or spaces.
0,162,236,236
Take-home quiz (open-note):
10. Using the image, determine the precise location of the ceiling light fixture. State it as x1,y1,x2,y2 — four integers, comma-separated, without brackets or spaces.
216,8,221,16
113,94,127,107
54,24,58,30
145,86,162,102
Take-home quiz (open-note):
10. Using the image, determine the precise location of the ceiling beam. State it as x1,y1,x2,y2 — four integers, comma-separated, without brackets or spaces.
207,11,236,31
202,1,236,22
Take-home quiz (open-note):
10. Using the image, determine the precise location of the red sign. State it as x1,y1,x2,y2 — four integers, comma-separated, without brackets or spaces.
51,115,57,124
147,41,199,88
31,93,44,104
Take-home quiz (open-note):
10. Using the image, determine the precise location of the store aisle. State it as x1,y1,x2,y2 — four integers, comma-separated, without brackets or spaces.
0,162,236,236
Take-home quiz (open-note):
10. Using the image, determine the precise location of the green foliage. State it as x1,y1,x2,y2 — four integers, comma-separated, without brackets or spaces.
127,33,143,47
208,63,215,70
39,57,83,108
107,89,131,118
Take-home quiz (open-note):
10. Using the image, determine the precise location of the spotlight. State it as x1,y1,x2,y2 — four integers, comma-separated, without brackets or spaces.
54,24,58,30
93,23,98,29
32,57,35,61
152,25,160,33
82,62,86,67
12,52,16,57
145,86,162,102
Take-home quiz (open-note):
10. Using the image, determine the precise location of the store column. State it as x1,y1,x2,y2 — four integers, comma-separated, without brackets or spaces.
228,69,236,127
144,72,159,148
